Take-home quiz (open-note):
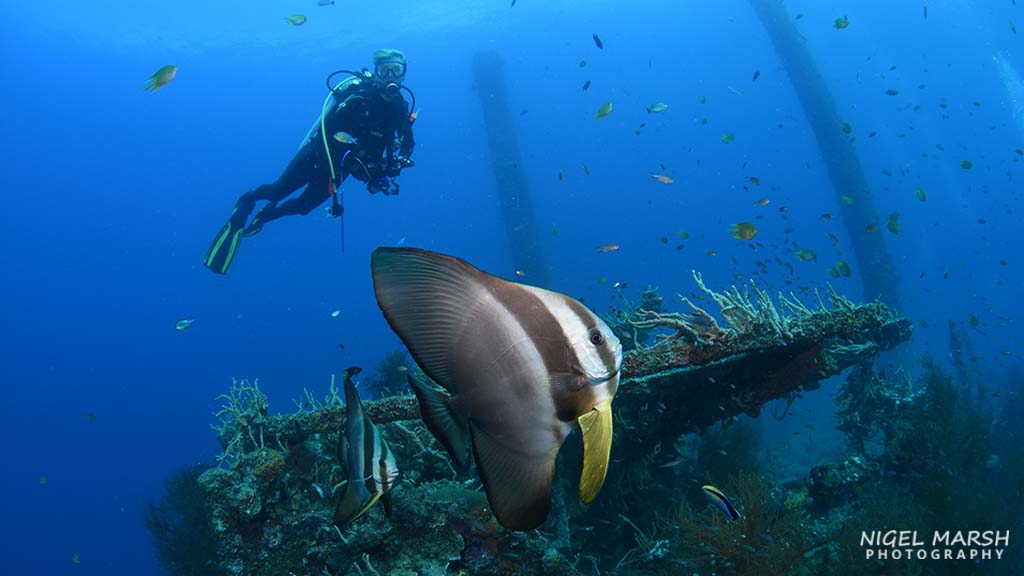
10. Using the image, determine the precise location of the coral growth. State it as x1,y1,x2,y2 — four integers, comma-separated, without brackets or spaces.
361,350,412,399
211,379,271,468
155,271,920,576
835,364,921,454
604,285,666,351
674,472,811,576
826,361,1024,575
145,463,225,576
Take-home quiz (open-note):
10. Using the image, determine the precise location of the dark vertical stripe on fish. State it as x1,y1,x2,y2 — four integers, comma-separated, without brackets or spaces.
479,277,593,421
564,297,619,374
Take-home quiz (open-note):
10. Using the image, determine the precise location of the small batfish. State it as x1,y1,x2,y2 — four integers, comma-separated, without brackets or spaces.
371,247,622,531
333,366,399,529
703,485,741,522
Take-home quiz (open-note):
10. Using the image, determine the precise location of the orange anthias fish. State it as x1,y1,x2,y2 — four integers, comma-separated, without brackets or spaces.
650,173,674,185
597,243,620,253
144,65,178,93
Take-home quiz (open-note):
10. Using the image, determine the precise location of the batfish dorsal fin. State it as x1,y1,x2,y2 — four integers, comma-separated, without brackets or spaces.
471,427,558,531
372,247,489,393
406,372,471,471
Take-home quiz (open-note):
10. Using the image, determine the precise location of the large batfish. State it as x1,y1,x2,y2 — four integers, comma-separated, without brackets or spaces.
371,247,622,530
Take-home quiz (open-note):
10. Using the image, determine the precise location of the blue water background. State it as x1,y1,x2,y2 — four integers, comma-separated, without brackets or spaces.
2,0,1021,573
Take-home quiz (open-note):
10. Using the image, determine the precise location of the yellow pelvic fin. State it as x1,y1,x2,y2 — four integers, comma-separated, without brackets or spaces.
578,399,613,504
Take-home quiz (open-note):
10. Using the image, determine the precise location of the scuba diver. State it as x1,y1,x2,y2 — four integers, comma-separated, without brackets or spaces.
204,48,417,275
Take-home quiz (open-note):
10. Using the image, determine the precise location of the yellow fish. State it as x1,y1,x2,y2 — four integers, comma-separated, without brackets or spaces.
143,65,178,93
595,102,613,120
597,243,620,253
729,222,758,241
333,131,358,144
647,102,669,114
794,248,817,262
650,173,674,185
285,14,308,25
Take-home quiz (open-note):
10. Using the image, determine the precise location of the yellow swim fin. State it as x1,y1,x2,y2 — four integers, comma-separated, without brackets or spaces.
204,208,246,275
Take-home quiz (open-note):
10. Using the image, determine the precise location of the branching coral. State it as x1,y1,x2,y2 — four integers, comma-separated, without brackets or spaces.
211,379,270,467
603,285,666,351
624,271,860,351
690,271,792,340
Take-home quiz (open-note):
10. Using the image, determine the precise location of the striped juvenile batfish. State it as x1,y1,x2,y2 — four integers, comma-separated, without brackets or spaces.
702,484,742,522
333,367,399,529
370,247,622,531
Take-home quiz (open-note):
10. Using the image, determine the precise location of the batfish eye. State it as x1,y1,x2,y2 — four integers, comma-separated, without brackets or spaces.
589,329,605,346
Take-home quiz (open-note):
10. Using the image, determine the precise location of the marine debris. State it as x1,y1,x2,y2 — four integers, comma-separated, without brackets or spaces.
176,272,912,575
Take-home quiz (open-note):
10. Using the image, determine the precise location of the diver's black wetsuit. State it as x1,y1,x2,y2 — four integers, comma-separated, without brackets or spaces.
240,79,415,227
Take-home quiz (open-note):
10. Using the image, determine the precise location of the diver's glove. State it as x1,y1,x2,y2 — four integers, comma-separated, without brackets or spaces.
385,155,415,177
368,175,400,196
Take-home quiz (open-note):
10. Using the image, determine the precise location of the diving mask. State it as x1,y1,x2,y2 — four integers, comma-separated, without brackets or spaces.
375,61,406,81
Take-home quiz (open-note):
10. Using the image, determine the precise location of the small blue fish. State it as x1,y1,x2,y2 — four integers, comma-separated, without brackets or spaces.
702,484,741,522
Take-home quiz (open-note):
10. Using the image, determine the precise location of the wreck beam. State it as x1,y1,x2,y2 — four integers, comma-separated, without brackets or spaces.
228,285,910,449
